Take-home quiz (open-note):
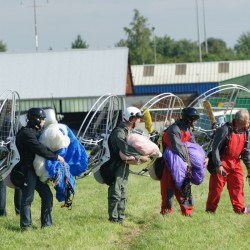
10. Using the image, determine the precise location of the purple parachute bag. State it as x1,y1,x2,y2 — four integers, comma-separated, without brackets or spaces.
163,141,206,190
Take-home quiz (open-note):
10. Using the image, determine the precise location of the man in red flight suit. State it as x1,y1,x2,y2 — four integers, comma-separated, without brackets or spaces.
206,109,250,213
160,107,201,216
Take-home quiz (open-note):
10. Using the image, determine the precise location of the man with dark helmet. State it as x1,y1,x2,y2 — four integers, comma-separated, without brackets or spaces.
160,107,203,216
15,108,64,231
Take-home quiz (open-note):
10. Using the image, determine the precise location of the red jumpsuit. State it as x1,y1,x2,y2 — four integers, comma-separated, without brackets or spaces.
160,120,195,216
206,122,249,213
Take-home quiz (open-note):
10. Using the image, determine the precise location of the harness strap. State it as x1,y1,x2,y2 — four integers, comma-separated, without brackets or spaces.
180,144,192,203
61,163,74,209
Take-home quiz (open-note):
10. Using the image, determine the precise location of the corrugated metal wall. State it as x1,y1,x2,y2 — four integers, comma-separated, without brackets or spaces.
131,61,250,86
133,82,218,96
17,96,125,114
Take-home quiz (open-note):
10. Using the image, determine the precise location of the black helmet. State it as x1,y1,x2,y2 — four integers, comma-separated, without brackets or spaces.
27,108,46,127
181,107,200,123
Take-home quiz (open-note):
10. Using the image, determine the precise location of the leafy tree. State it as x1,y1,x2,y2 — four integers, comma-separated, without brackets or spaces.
115,9,248,64
171,39,198,63
71,35,89,49
116,9,153,65
234,31,250,59
202,38,235,61
0,40,7,52
152,35,175,63
152,36,198,63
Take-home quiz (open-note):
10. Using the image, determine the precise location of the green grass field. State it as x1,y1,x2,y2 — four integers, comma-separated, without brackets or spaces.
1,165,250,250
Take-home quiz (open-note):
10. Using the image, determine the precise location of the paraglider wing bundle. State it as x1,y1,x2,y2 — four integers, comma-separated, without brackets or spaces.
163,142,206,190
119,133,162,163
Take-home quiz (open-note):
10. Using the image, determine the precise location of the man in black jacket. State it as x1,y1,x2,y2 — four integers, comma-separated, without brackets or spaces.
16,108,64,231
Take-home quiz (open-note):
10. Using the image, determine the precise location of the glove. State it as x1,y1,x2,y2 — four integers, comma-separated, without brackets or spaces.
216,166,226,177
150,130,159,144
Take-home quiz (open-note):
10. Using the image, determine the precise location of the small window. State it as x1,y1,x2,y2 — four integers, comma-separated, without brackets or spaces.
143,66,154,77
175,64,186,75
218,62,229,73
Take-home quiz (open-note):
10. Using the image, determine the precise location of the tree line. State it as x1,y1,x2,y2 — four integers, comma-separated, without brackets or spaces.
1,9,250,65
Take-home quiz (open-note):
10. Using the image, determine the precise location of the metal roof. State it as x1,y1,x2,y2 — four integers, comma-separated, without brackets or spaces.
131,60,250,86
0,48,128,99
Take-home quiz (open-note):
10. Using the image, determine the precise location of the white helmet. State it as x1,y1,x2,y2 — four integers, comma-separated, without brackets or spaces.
123,106,143,121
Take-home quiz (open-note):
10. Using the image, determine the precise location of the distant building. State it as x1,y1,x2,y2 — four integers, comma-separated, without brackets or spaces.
1,49,250,126
0,48,132,128
130,61,250,105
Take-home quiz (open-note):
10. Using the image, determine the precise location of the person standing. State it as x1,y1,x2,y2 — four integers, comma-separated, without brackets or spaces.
0,181,21,216
106,106,150,224
0,101,22,216
160,107,203,216
15,108,64,231
206,109,250,213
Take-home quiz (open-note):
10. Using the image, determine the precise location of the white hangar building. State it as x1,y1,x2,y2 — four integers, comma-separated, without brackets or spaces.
131,60,250,97
0,48,132,116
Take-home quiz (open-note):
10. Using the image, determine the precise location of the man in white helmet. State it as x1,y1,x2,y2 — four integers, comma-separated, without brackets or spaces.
106,106,150,224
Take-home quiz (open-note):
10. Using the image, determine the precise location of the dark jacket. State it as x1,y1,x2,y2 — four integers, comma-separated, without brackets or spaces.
212,121,250,169
163,119,196,162
16,125,58,169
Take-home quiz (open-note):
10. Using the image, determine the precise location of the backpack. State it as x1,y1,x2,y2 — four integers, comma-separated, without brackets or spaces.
97,128,120,186
149,156,164,180
149,131,165,181
10,162,27,189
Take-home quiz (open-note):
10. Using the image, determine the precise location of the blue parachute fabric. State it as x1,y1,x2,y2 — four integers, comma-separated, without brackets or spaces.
163,142,205,190
45,155,76,202
64,125,88,176
44,124,88,202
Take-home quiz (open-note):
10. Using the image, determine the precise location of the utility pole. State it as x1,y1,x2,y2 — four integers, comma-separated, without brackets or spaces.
202,0,208,54
21,0,49,51
152,27,157,64
195,0,202,62
33,0,39,51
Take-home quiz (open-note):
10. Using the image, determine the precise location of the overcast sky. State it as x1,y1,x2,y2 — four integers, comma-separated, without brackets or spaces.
1,0,250,53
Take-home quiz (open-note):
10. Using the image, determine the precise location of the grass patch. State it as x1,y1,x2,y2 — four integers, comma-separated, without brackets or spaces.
1,165,250,250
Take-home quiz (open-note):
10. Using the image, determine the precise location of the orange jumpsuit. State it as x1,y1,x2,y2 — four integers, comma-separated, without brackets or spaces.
206,122,250,213
160,119,195,216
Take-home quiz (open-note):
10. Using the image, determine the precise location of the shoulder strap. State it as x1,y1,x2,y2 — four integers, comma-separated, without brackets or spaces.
107,127,120,160
184,144,192,170
219,122,232,151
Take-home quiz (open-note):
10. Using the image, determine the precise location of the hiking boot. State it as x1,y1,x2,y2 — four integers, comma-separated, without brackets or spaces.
205,209,215,214
20,226,33,232
244,204,250,214
160,208,173,215
182,212,192,217
0,210,7,217
109,218,118,223
118,219,124,225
